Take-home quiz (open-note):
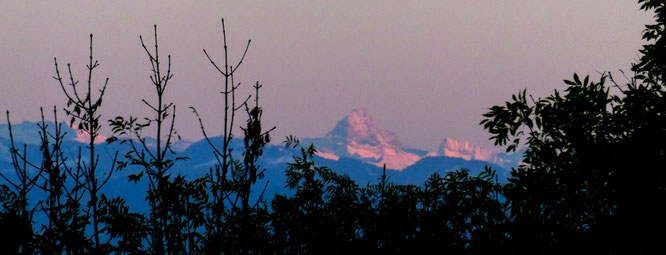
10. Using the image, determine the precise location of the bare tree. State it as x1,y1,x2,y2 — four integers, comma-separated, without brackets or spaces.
192,18,274,253
109,25,204,254
53,34,118,251
191,19,250,250
31,107,89,254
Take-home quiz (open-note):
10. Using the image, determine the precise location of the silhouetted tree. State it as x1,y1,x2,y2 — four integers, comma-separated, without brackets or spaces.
192,18,275,254
109,25,205,254
271,142,508,254
53,34,118,252
418,167,507,254
481,4,666,248
224,83,275,254
357,167,420,253
0,184,30,254
31,108,69,254
31,107,91,254
0,112,40,254
1,108,91,254
97,195,147,255
272,137,341,254
633,0,666,84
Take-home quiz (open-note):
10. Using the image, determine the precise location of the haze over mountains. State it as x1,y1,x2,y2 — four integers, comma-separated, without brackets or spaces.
0,109,520,203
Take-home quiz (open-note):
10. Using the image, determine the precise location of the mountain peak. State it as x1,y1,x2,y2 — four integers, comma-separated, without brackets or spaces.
327,108,401,147
346,108,374,136
314,108,419,170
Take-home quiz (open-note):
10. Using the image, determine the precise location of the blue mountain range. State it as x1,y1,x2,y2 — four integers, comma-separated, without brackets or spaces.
1,109,520,211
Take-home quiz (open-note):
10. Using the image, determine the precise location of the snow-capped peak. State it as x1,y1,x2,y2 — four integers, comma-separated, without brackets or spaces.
345,108,374,137
327,108,400,147
438,137,499,163
317,109,419,170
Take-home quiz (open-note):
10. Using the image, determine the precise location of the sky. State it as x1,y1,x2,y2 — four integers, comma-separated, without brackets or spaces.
0,1,655,151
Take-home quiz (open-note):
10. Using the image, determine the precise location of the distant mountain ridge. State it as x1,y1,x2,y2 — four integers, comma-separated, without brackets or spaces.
303,108,520,170
0,109,519,173
438,137,515,166
1,110,520,207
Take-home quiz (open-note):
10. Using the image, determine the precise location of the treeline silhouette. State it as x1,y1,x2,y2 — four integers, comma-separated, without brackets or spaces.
2,1,666,254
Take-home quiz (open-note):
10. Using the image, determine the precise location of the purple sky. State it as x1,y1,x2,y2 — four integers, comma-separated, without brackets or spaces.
0,1,654,151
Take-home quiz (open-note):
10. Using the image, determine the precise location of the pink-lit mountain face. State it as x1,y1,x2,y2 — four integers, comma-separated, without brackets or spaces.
306,109,514,170
438,138,508,166
311,108,421,170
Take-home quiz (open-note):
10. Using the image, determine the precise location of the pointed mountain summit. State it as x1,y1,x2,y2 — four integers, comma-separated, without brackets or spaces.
303,108,522,170
326,108,401,147
305,108,421,170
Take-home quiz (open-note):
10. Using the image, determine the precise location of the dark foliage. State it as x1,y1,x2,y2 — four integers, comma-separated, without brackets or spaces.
479,1,666,253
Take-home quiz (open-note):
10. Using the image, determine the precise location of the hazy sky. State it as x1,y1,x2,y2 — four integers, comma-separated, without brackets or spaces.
0,1,654,151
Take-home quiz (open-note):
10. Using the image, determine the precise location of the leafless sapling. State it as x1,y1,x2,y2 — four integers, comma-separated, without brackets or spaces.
108,25,202,254
53,34,118,251
192,18,275,253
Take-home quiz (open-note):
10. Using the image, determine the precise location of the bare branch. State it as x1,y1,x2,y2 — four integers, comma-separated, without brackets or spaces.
230,40,251,75
190,107,224,167
142,99,159,112
98,151,119,189
203,49,227,76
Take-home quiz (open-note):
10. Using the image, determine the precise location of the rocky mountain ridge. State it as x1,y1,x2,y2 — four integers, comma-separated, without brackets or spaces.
304,108,518,170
